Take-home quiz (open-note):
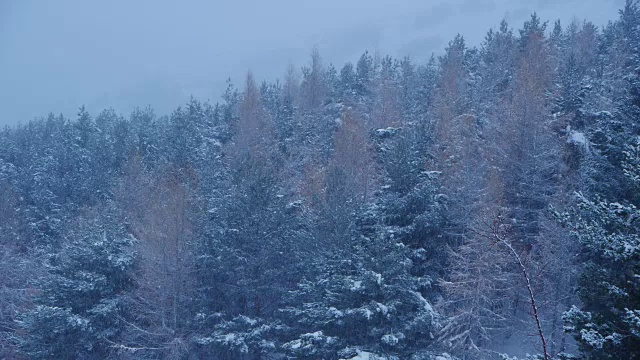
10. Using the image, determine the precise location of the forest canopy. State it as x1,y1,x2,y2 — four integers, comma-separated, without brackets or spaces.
1,1,640,359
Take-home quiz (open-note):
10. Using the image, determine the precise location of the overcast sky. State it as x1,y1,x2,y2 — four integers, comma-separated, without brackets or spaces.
0,0,625,126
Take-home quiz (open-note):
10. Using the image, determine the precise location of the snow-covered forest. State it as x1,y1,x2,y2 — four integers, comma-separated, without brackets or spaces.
1,2,639,359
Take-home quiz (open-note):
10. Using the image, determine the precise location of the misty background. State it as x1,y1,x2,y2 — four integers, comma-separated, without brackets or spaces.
0,0,623,126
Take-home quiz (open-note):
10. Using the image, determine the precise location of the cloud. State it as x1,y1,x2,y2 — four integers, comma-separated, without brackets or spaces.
397,35,444,60
323,22,383,63
0,0,625,126
460,0,497,15
414,2,455,29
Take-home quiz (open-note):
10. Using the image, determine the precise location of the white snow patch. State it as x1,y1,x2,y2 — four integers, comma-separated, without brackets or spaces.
568,130,588,148
194,336,215,345
423,170,442,178
360,308,373,320
374,272,383,285
328,307,344,318
374,302,389,315
412,291,435,314
303,331,325,340
595,110,612,118
381,334,399,346
567,126,589,152
340,350,387,360
351,280,363,291
435,354,455,360
238,315,257,325
373,127,400,138
285,200,303,211
570,131,586,144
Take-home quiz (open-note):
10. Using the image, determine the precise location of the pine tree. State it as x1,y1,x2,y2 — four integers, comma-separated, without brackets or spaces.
564,140,640,358
281,215,440,360
18,203,136,359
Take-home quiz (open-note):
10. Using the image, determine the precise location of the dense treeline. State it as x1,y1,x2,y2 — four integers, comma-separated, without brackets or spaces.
1,2,639,359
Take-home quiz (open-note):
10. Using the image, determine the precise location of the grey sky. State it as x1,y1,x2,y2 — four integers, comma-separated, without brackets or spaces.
0,0,624,126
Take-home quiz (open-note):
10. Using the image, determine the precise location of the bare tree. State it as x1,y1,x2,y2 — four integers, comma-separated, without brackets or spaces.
115,160,197,358
475,214,551,360
371,55,401,128
0,176,37,359
300,46,327,110
283,62,300,105
233,71,274,159
439,213,517,359
330,108,377,205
